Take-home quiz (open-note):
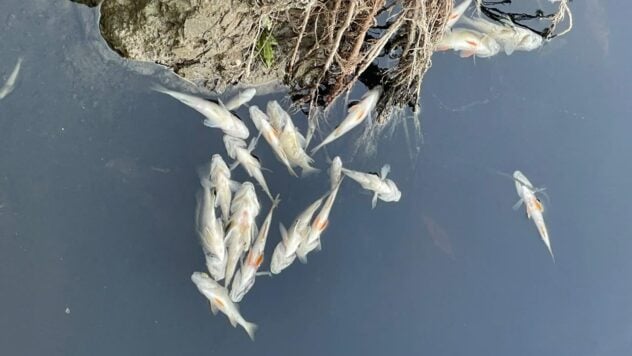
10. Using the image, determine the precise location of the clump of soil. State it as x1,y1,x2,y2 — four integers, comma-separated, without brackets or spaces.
98,0,452,124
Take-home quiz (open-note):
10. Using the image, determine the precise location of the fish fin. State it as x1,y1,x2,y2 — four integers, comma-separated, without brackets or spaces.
255,271,272,277
310,142,325,155
380,164,391,180
202,119,221,128
242,321,258,341
217,98,228,110
296,131,307,149
300,165,320,177
229,161,240,171
459,50,475,58
209,301,218,315
228,315,238,328
316,240,322,252
512,198,524,211
504,43,516,55
371,193,378,209
248,134,260,152
287,165,299,178
297,252,308,264
229,179,241,192
279,223,289,244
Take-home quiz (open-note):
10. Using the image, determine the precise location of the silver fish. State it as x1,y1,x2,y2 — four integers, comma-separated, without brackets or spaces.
270,196,324,274
223,88,256,111
224,135,274,201
342,164,401,208
513,170,554,262
311,86,382,154
436,28,501,58
461,16,543,54
195,181,227,281
230,196,279,302
249,106,298,177
151,85,249,139
191,272,258,340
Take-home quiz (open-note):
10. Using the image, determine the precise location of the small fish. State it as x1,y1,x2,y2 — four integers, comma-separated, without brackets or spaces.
278,109,319,176
230,195,279,302
190,272,258,340
311,86,382,154
296,177,343,263
249,106,298,177
270,196,324,274
0,57,23,100
266,100,289,133
224,135,274,201
329,156,343,189
436,28,501,58
342,164,401,208
445,0,472,30
224,182,261,285
205,154,239,225
461,16,543,54
151,85,249,139
513,170,554,262
195,183,227,281
223,88,256,111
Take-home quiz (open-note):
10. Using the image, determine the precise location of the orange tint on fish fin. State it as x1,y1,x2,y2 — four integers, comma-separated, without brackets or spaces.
255,254,264,267
460,50,475,58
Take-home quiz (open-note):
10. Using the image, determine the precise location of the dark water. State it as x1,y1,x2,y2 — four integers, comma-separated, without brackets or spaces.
1,0,630,355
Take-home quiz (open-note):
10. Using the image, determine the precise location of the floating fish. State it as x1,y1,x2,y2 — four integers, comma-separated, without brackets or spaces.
270,196,324,274
329,156,343,189
445,0,472,30
311,86,382,154
223,88,256,111
224,135,274,201
461,16,543,54
224,182,260,286
436,28,501,58
278,109,319,176
151,86,249,139
195,181,227,281
230,196,279,302
342,164,401,208
0,57,23,100
249,106,298,177
190,272,258,340
513,170,554,262
296,176,343,264
266,100,290,134
198,154,239,225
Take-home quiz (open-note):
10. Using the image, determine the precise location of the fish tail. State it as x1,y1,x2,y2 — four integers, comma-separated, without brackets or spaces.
242,321,258,341
300,165,320,178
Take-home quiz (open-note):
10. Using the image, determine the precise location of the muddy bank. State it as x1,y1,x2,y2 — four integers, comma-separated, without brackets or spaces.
99,0,297,92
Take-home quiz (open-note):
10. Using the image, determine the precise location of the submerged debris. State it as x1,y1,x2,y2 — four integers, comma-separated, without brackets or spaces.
0,57,23,100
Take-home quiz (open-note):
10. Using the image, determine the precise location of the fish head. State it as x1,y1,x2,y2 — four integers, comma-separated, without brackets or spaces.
270,243,295,274
211,154,229,173
266,100,288,132
385,180,402,202
226,119,250,140
223,136,246,158
329,156,343,186
517,32,543,51
205,254,227,281
191,271,220,293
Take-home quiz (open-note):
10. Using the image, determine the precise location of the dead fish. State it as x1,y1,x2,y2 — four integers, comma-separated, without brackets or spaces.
224,182,261,286
151,85,249,139
224,135,274,201
342,164,401,208
0,57,22,100
203,154,240,225
230,195,279,302
190,272,258,341
436,28,501,58
513,170,554,262
195,181,227,281
223,88,256,111
278,109,319,176
266,100,289,133
270,196,324,273
249,106,298,177
296,176,343,264
445,0,472,30
329,156,343,189
311,86,382,154
461,16,543,54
